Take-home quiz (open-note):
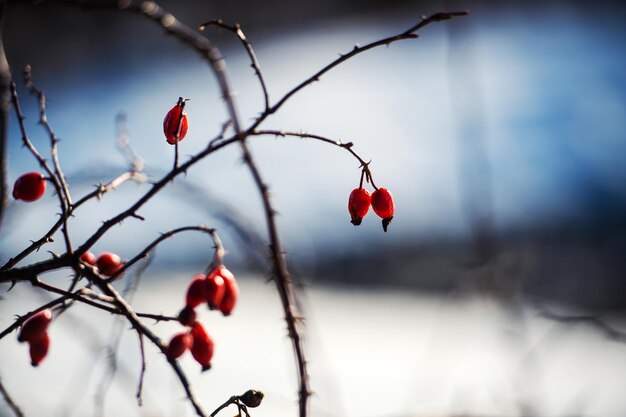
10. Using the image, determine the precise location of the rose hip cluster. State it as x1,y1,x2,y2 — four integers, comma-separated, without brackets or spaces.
348,187,395,232
80,251,124,278
167,265,239,370
18,309,52,366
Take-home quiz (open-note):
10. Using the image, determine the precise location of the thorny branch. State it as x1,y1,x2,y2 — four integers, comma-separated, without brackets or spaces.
252,129,379,189
199,20,270,111
2,2,469,417
0,2,10,233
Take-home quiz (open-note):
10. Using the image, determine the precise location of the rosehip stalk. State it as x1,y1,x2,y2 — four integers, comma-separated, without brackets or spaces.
371,188,395,232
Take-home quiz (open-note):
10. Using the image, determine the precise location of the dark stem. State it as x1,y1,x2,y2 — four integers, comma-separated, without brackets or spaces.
0,376,24,417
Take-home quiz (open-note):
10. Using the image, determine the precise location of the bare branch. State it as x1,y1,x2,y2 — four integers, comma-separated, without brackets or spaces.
199,20,270,111
0,2,10,233
540,309,626,343
0,376,24,417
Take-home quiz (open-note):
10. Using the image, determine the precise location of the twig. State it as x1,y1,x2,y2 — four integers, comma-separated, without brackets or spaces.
199,20,270,111
540,309,626,343
252,129,378,188
136,332,146,406
9,82,73,254
0,2,10,233
23,65,73,207
106,225,222,281
0,376,24,417
245,11,469,132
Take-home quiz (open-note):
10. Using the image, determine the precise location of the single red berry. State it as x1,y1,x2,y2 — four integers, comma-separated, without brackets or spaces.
18,309,52,343
12,172,46,202
163,100,188,144
371,188,395,232
185,274,208,308
348,188,371,226
177,305,197,327
29,332,50,367
205,270,225,310
80,251,97,266
217,265,238,316
166,332,193,360
190,322,214,371
96,252,123,277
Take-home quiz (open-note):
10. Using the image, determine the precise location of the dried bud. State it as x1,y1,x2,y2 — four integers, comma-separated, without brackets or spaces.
239,390,264,408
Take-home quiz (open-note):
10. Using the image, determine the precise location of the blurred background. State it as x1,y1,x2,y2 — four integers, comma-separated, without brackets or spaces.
0,0,625,416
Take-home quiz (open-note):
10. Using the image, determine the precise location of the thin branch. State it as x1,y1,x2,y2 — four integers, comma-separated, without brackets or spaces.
0,2,10,233
199,20,270,111
136,332,146,406
23,65,73,207
247,11,469,130
9,82,73,253
540,309,626,343
252,129,378,188
0,376,24,417
1,169,145,271
106,225,222,282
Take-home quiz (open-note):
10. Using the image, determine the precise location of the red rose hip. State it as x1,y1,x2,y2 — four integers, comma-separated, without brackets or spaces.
205,269,225,310
371,188,394,232
348,188,371,226
190,322,214,371
80,251,97,266
12,172,46,202
18,309,52,343
185,274,208,308
96,252,123,277
217,266,238,316
163,98,188,144
166,332,193,360
29,332,50,366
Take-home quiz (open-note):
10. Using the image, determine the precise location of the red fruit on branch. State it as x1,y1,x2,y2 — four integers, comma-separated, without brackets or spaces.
205,270,225,310
371,188,394,232
163,99,188,144
190,322,214,371
18,309,52,343
29,332,50,367
166,332,193,360
12,172,46,202
217,265,239,316
348,188,371,226
186,274,208,308
80,251,97,266
96,252,123,277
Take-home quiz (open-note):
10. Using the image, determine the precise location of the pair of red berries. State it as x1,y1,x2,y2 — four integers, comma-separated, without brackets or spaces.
18,309,52,366
12,172,47,202
163,98,189,145
80,251,124,278
349,187,395,232
166,322,214,371
168,265,239,370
